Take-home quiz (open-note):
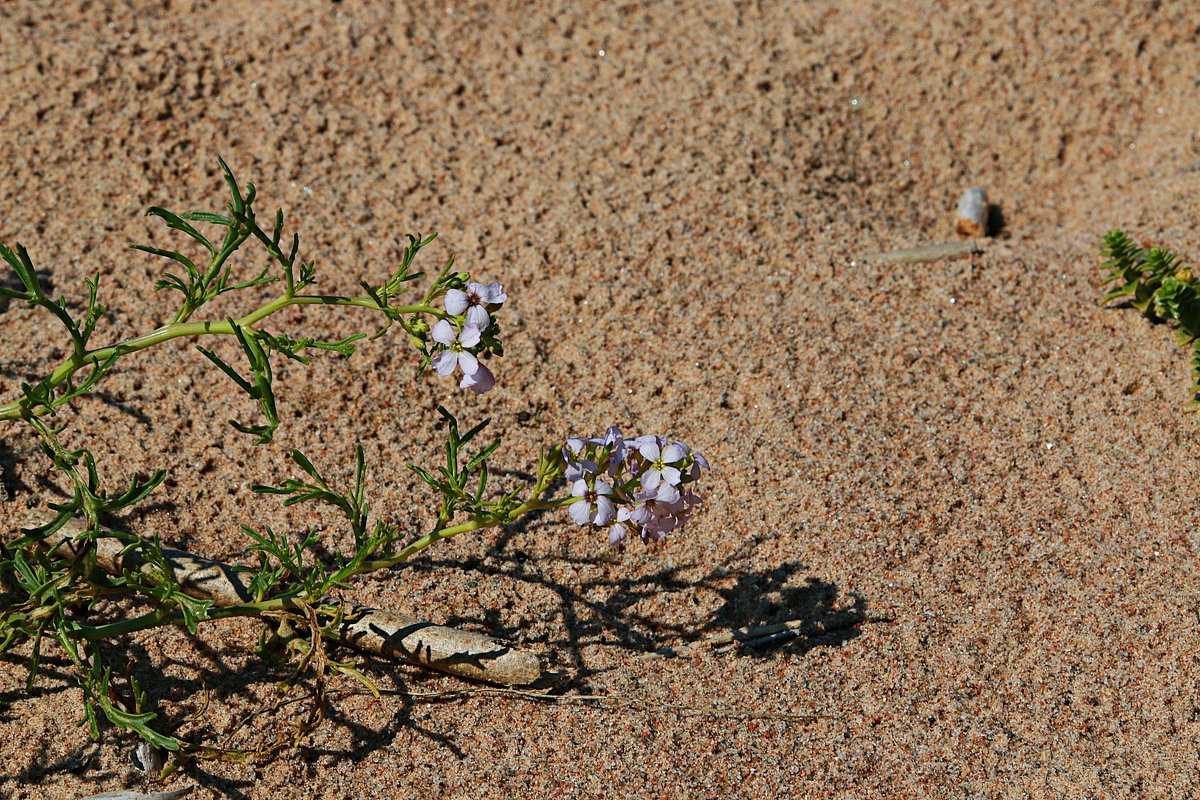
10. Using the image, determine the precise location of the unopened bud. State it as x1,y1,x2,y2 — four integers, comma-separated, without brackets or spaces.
408,316,430,338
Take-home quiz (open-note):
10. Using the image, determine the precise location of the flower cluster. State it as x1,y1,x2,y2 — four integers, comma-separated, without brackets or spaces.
563,427,709,546
431,280,506,393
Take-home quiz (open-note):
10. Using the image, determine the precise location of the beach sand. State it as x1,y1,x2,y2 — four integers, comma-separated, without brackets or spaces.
2,1,1199,797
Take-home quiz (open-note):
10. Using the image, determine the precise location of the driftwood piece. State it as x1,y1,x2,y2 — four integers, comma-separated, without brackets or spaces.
954,187,989,237
855,240,982,265
36,518,541,686
79,789,193,800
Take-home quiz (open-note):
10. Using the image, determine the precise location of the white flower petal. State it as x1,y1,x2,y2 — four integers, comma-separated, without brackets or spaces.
594,497,616,525
458,325,482,348
431,350,458,375
608,524,628,547
431,319,457,346
465,305,491,329
460,363,495,393
445,289,469,315
479,281,507,304
640,469,662,490
457,351,479,375
655,482,680,504
662,444,686,463
569,499,593,526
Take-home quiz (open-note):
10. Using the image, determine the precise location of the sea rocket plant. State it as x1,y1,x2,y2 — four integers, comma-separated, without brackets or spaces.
0,160,709,762
564,428,709,546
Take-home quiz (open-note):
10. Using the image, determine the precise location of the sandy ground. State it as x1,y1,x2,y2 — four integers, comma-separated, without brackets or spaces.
2,1,1200,797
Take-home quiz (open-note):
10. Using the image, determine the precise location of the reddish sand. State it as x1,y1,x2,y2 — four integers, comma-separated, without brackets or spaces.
2,2,1199,797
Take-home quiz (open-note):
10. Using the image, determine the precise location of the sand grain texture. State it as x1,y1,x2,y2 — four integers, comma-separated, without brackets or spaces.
1,1,1199,798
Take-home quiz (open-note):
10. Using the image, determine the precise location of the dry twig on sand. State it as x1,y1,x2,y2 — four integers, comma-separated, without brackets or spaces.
855,240,982,265
375,685,831,724
78,789,193,800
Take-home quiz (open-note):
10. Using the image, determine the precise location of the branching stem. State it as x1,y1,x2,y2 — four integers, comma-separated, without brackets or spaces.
351,495,576,576
0,294,443,421
67,495,576,642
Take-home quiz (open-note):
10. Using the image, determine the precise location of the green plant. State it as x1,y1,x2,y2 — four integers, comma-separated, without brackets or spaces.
0,161,709,767
1099,229,1200,409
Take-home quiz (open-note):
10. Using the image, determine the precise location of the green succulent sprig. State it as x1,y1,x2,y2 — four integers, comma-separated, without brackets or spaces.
1099,229,1200,408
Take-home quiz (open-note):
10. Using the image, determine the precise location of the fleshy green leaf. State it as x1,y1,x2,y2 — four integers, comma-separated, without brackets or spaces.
145,206,216,256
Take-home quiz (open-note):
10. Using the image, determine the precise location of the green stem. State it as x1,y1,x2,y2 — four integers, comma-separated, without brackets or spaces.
0,295,442,421
67,495,577,641
37,295,88,357
351,495,576,576
173,226,253,324
22,414,99,528
74,597,287,641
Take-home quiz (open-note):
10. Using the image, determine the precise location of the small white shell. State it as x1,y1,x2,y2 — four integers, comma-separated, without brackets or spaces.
954,187,988,237
131,741,167,777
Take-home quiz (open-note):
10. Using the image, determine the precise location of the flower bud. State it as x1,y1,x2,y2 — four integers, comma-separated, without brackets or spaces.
408,316,430,338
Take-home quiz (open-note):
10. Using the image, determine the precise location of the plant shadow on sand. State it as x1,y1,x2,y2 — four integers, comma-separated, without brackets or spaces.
264,526,872,779
0,651,108,786
427,521,871,685
0,514,871,797
0,633,258,792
